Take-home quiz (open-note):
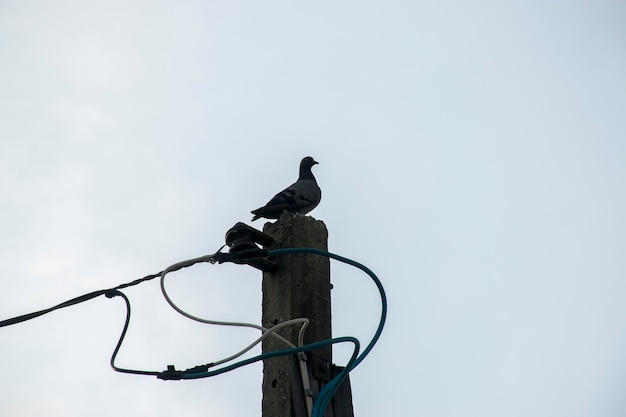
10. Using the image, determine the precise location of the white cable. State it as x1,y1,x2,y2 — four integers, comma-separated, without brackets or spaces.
161,253,314,417
299,355,314,417
159,254,309,362
210,318,309,368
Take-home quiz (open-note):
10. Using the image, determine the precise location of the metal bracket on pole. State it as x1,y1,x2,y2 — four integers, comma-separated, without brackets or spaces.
311,354,332,382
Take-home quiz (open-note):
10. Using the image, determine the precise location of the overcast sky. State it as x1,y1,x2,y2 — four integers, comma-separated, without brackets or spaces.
1,1,625,416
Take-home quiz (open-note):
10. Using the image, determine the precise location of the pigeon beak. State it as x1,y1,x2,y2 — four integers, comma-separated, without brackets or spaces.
313,160,319,165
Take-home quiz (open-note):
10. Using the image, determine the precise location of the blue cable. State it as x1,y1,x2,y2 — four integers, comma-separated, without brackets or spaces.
266,248,387,417
182,336,360,380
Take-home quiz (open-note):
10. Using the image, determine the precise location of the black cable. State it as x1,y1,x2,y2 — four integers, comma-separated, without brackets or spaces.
0,244,229,329
0,272,162,329
105,289,160,376
0,289,107,328
113,272,163,291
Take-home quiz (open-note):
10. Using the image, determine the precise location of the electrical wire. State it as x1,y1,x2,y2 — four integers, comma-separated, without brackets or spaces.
106,289,160,376
0,272,163,329
157,247,387,417
264,248,388,417
267,248,387,371
159,255,311,367
180,336,360,380
159,253,317,417
0,244,386,417
104,288,313,379
160,254,308,347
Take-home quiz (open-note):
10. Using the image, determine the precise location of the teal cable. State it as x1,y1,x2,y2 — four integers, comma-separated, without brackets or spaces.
182,336,359,380
266,248,387,417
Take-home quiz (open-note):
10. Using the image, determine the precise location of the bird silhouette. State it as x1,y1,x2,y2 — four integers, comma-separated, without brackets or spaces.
251,156,321,221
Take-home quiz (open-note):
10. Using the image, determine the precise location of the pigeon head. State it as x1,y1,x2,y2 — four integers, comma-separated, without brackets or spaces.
299,156,318,180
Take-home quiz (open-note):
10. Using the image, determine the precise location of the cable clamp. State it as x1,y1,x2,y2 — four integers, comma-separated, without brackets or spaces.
158,365,184,380
157,364,212,381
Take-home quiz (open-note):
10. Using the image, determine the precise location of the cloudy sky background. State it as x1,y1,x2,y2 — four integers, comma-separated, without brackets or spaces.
1,1,625,416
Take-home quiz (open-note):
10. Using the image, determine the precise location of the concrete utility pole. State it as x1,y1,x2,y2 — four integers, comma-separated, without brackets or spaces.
261,212,353,417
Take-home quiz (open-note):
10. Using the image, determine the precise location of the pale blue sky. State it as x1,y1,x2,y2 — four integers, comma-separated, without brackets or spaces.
1,1,625,416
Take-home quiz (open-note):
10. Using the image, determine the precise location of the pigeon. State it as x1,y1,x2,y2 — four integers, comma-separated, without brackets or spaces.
251,156,321,221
